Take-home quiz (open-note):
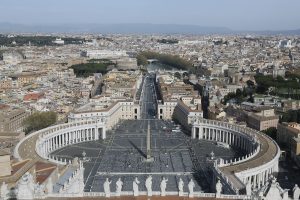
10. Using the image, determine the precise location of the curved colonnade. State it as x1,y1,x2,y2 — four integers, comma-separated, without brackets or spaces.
14,120,106,165
15,118,280,194
192,119,280,191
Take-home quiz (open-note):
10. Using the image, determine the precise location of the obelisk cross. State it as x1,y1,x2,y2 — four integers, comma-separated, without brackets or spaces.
146,120,153,162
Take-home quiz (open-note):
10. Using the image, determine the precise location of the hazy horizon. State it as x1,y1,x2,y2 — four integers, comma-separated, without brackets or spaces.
1,0,300,31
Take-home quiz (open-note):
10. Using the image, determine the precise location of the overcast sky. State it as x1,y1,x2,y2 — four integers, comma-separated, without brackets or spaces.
1,0,299,31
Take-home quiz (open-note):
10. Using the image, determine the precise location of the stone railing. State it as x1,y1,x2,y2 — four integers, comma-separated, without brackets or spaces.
213,165,241,193
218,144,261,167
46,192,249,199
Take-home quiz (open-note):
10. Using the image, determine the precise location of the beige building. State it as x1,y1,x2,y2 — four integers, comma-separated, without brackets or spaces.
0,108,30,133
277,122,300,157
13,72,45,87
246,108,279,131
208,104,226,120
277,122,300,145
277,122,300,167
158,101,177,120
173,99,203,129
68,70,142,130
291,137,300,160
102,70,143,99
69,99,140,130
0,77,14,90
156,72,203,130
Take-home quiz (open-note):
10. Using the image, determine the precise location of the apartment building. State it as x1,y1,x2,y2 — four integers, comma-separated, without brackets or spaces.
277,122,300,167
0,108,30,133
68,70,142,130
156,72,203,129
246,107,279,131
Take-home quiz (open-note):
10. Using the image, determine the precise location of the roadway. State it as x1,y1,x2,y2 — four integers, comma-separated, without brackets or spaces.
140,73,157,119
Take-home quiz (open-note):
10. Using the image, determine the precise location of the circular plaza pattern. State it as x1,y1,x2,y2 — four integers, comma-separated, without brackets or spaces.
15,117,280,196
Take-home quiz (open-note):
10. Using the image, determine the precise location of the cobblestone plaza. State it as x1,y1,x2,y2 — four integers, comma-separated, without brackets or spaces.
51,119,242,193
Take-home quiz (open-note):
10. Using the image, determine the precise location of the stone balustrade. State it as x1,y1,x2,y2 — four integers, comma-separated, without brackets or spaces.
46,192,250,199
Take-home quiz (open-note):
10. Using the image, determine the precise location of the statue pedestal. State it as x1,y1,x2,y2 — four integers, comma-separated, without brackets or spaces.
143,157,154,162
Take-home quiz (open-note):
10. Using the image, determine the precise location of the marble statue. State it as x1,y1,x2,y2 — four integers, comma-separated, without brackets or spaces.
133,177,140,197
264,177,284,200
282,189,289,200
293,184,300,200
145,175,153,196
27,172,35,192
103,178,112,197
116,178,123,196
34,182,45,198
178,178,184,196
46,178,53,194
258,190,264,200
160,177,168,196
17,172,34,200
246,181,252,196
188,179,195,198
216,180,222,198
0,182,9,200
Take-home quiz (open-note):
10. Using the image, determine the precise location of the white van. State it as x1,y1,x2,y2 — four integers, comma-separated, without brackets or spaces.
216,142,230,149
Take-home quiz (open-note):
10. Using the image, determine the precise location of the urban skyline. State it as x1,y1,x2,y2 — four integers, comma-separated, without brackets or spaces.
1,1,300,200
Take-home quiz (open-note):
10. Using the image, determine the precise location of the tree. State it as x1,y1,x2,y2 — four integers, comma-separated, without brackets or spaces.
136,51,193,70
70,61,112,77
136,54,148,66
262,127,277,140
23,111,57,134
246,80,255,88
280,109,300,123
236,89,242,97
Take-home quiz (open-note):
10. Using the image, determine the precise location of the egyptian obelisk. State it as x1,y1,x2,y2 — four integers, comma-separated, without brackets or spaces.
145,121,154,162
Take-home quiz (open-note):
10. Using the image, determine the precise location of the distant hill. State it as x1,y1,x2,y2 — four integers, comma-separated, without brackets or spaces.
0,23,231,34
0,22,299,35
250,29,300,35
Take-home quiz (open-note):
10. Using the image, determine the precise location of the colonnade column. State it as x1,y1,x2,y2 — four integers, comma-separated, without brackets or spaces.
253,174,257,188
199,127,203,139
95,126,101,140
102,127,106,139
50,138,53,151
62,133,65,146
192,127,196,139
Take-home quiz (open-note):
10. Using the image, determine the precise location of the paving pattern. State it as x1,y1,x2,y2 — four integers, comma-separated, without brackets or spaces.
51,119,242,193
